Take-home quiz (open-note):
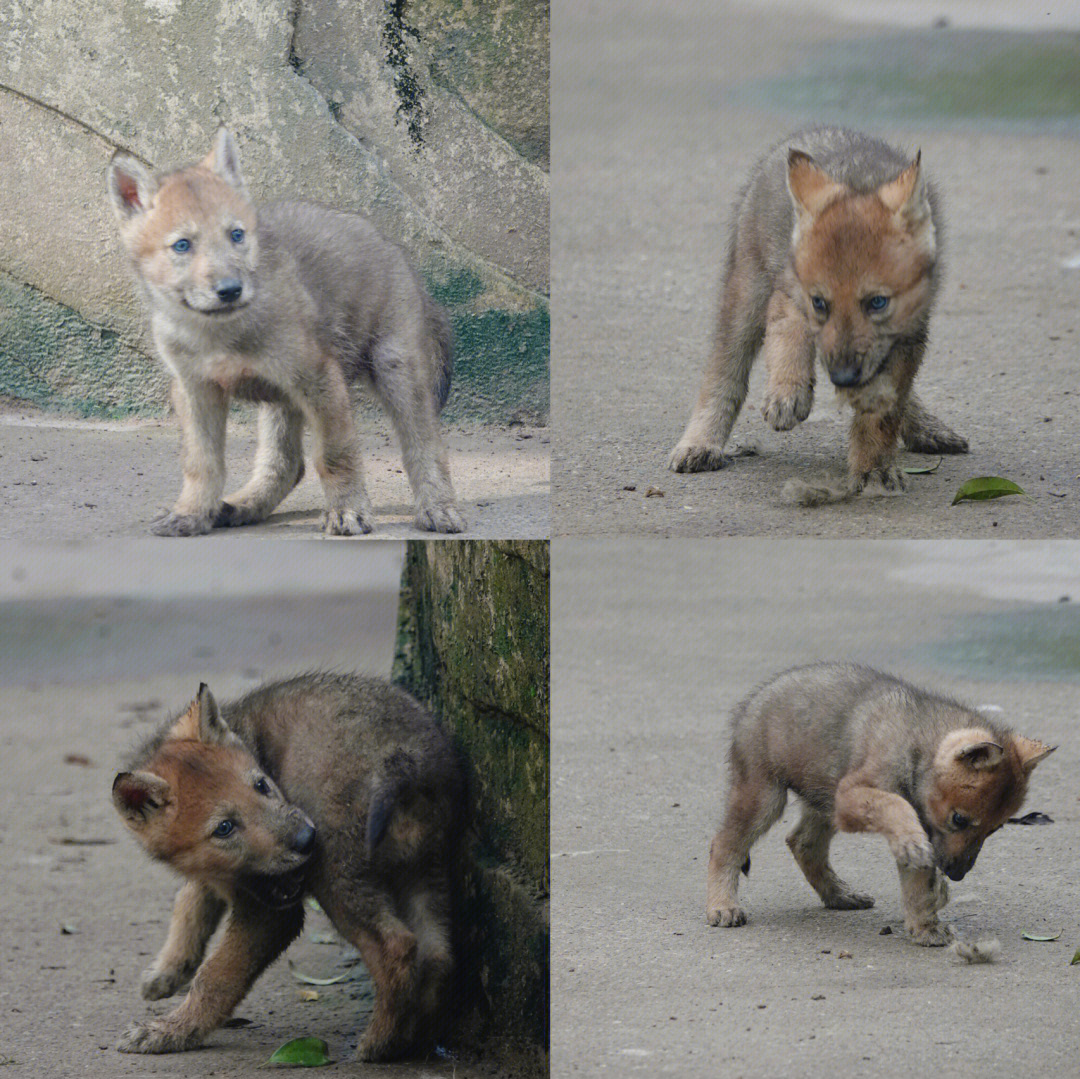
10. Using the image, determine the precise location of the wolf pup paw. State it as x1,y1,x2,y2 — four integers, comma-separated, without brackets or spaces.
668,442,728,473
140,966,189,1001
906,921,955,947
762,385,813,431
322,507,375,536
707,904,747,927
117,1021,203,1054
414,502,466,534
149,511,215,537
822,888,875,911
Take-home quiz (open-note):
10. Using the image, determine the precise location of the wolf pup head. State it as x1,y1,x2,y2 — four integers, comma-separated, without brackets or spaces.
107,128,259,318
786,148,936,391
113,684,316,908
921,729,1055,881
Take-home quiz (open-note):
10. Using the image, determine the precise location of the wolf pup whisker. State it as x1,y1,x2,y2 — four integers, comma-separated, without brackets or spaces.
112,674,464,1060
669,127,968,504
707,663,1053,946
107,127,464,536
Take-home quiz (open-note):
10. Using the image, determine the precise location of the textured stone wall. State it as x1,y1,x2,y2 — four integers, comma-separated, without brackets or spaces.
394,540,549,1070
0,0,548,422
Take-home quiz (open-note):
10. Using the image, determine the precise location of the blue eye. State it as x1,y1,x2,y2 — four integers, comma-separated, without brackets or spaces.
811,295,828,314
171,238,191,253
867,294,889,312
213,820,235,838
230,228,245,244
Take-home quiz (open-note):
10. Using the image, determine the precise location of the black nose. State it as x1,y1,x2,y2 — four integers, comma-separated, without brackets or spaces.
291,823,316,855
829,365,861,387
215,278,243,303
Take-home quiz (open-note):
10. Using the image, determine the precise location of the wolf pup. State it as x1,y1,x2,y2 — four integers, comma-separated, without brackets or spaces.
107,128,464,536
112,674,464,1059
707,663,1054,945
669,127,968,505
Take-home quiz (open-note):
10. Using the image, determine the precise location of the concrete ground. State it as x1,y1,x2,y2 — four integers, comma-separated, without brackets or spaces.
0,544,511,1078
552,0,1080,537
0,404,549,540
551,539,1080,1077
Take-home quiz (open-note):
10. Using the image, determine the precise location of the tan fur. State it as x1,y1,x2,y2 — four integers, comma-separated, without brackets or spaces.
707,664,1054,946
670,127,967,499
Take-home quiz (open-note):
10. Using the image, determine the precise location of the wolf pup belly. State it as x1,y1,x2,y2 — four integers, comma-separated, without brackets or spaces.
706,663,1053,945
112,674,464,1060
669,126,968,505
107,128,464,536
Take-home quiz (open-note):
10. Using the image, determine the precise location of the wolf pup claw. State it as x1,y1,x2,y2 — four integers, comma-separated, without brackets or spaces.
107,128,464,536
706,663,1054,945
669,127,968,504
112,674,464,1059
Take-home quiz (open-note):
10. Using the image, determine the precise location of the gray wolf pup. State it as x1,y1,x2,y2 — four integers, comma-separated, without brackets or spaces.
707,663,1054,945
669,127,968,505
107,128,464,536
112,674,464,1059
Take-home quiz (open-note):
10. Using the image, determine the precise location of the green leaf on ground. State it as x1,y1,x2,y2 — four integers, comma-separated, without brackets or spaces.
1071,947,1080,965
951,477,1026,505
287,959,350,985
1022,930,1062,941
265,1036,331,1067
904,457,942,475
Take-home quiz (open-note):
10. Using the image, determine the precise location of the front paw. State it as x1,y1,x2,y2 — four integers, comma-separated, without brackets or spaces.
117,1020,203,1054
762,385,813,431
322,507,375,536
706,904,747,927
876,465,908,493
140,966,188,1001
150,511,214,537
890,832,935,870
414,501,466,534
668,442,727,473
214,501,267,528
906,921,955,947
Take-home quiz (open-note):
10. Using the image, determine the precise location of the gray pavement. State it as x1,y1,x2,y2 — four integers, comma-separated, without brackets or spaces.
0,405,549,540
0,546,503,1077
552,0,1080,537
551,539,1080,1077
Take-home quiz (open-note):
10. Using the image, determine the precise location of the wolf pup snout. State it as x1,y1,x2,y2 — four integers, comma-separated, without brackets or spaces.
113,673,464,1060
707,663,1054,946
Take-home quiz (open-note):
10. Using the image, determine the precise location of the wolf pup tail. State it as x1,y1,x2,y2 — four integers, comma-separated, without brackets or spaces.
366,749,418,857
424,292,454,414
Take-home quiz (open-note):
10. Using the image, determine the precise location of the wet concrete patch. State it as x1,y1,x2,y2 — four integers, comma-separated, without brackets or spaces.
735,29,1080,132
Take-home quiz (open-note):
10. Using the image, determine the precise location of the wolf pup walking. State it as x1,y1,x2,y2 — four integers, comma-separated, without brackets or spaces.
669,127,968,505
707,664,1053,945
107,128,464,536
112,674,464,1060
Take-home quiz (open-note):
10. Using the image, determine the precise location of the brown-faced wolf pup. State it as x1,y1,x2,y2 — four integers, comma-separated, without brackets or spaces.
669,126,968,506
107,128,464,536
112,674,464,1060
707,663,1054,945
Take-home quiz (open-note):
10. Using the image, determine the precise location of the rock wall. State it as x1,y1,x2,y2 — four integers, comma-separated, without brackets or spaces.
394,539,549,1070
0,0,548,422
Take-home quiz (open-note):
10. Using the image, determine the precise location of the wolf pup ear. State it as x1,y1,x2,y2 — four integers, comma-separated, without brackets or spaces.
112,771,171,824
878,151,933,230
786,149,845,226
956,740,1005,770
106,154,157,220
169,683,235,744
201,127,247,195
1014,736,1056,775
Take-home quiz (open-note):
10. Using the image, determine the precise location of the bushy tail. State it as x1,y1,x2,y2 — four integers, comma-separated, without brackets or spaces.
424,293,453,414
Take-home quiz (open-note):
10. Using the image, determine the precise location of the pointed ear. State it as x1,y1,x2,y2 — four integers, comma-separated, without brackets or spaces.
106,153,157,221
878,152,932,227
112,771,171,824
200,127,246,194
956,740,1004,770
170,684,234,744
787,149,846,229
1014,736,1055,775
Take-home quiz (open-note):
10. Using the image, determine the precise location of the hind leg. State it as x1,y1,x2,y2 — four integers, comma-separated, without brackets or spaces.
901,392,969,454
216,401,306,527
786,805,874,910
760,291,815,432
402,877,453,1047
373,337,464,534
707,777,787,927
351,913,421,1061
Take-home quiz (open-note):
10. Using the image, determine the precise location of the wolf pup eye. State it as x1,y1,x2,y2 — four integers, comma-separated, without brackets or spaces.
254,776,271,796
810,295,828,315
865,294,889,313
171,238,192,253
950,811,971,830
229,227,245,244
213,819,236,838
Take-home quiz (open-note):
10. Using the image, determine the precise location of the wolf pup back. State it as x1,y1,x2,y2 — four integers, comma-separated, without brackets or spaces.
107,128,463,537
669,127,967,505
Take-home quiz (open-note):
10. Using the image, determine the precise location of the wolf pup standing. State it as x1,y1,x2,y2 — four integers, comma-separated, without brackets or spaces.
107,128,464,536
112,674,464,1060
707,664,1053,945
669,127,968,505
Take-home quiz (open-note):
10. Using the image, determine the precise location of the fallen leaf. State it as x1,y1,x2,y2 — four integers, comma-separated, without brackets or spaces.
1071,948,1080,966
903,457,942,475
1007,811,1053,826
63,753,93,767
1022,930,1062,942
265,1036,331,1067
287,960,350,986
298,989,319,1002
645,486,665,498
951,477,1026,505
838,950,853,959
